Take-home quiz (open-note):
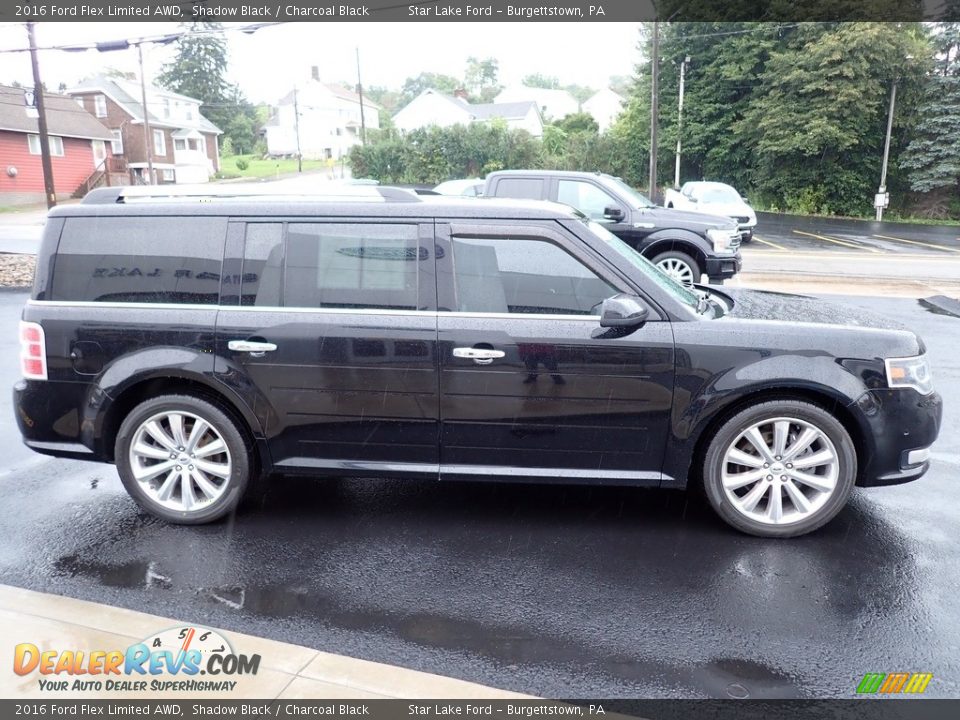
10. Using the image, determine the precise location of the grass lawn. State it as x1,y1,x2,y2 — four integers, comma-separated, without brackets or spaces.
215,154,333,180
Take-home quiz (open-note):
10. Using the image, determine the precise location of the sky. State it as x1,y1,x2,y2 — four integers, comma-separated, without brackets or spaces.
0,22,643,103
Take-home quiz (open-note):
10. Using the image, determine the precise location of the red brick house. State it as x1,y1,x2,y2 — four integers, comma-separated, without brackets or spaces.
0,85,115,205
67,75,221,185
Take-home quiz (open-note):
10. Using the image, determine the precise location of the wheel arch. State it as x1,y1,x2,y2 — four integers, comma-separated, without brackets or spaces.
669,385,870,491
94,374,270,474
640,231,710,273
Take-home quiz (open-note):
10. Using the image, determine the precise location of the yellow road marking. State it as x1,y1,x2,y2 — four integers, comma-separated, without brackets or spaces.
873,234,960,253
792,229,883,253
751,235,787,251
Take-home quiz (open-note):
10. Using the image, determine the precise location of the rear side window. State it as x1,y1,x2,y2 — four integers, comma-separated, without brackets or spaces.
492,177,544,200
51,216,226,304
241,222,420,311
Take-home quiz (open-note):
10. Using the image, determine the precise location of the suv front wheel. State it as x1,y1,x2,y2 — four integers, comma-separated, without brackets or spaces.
115,394,250,524
651,250,701,286
702,400,857,537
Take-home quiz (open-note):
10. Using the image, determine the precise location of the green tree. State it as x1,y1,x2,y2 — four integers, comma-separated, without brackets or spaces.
399,72,460,107
464,57,501,102
522,73,560,89
557,112,599,135
158,22,259,154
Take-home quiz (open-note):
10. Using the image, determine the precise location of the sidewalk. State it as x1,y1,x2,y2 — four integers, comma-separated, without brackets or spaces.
0,584,530,700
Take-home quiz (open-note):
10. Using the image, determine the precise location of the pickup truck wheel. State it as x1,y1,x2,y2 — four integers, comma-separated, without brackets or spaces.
651,251,700,286
702,400,857,538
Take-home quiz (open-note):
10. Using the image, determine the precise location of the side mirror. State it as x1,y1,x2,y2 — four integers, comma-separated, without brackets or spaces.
603,206,625,222
599,294,650,328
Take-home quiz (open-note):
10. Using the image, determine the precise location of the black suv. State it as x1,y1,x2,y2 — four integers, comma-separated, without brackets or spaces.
14,186,941,537
484,170,742,286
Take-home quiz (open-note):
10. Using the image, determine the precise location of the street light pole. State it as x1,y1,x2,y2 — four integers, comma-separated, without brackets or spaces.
356,47,367,147
293,86,303,173
674,55,689,190
876,79,897,222
27,22,57,209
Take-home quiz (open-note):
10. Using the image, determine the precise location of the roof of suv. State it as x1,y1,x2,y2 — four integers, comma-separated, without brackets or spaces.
51,186,582,221
487,169,616,180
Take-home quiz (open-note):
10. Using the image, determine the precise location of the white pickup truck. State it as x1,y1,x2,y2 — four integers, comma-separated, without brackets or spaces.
664,181,757,243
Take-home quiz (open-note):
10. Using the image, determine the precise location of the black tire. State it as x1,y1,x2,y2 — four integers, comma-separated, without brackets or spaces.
115,394,251,524
650,250,701,286
702,400,857,538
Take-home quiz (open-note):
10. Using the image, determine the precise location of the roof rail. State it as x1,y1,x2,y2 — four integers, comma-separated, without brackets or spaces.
81,184,422,205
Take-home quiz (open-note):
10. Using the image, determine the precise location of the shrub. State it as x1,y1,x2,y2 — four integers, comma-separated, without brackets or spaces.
235,157,250,171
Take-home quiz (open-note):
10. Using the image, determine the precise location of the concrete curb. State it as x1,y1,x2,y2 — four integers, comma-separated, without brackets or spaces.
0,584,532,700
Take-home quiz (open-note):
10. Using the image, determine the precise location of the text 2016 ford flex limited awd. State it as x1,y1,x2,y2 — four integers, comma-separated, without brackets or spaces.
14,187,941,537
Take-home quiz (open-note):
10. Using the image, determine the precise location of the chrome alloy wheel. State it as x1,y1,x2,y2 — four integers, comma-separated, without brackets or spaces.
128,411,233,513
720,416,839,525
656,257,695,286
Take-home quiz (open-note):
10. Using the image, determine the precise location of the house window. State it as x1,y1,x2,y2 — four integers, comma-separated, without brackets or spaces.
74,97,85,109
110,129,123,154
94,95,107,118
162,169,175,182
199,137,206,154
163,99,171,119
186,106,194,121
174,139,186,152
153,129,166,156
27,134,64,156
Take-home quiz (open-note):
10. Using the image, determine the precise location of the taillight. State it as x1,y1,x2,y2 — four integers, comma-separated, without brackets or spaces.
19,321,47,380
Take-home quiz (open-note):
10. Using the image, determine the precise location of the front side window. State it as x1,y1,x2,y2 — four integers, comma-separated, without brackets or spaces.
110,129,123,154
450,235,617,315
241,223,420,311
557,180,620,220
153,129,166,156
50,217,226,304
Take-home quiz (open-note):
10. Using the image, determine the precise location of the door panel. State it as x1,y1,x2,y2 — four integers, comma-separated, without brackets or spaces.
216,220,439,475
436,222,675,481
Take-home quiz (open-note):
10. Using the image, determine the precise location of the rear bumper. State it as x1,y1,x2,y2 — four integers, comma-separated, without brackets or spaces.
705,252,742,281
13,379,103,461
852,388,943,487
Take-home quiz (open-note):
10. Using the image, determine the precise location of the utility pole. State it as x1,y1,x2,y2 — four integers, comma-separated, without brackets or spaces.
137,43,156,185
648,22,660,204
674,55,689,190
356,48,367,146
876,79,897,222
27,23,56,209
293,86,303,172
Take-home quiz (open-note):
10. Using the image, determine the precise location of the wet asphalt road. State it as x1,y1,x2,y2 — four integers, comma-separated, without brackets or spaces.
0,289,958,699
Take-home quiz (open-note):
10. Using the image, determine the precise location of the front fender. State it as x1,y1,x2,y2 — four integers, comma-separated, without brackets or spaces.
661,349,871,488
639,228,713,260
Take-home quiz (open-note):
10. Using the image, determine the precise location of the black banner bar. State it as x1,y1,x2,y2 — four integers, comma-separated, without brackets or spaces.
2,0,958,23
1,700,960,719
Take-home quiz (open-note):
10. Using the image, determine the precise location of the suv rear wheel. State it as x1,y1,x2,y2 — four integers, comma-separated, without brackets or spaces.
115,394,250,524
702,400,856,537
651,250,700,286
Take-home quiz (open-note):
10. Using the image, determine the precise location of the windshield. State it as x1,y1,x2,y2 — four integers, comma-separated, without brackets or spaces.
600,176,657,209
582,220,702,311
700,186,741,204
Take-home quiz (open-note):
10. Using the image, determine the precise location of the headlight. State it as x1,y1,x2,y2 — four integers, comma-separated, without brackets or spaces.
885,355,933,394
707,228,737,253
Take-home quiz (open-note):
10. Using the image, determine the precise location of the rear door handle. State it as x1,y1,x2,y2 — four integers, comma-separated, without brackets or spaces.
228,340,277,356
453,347,506,365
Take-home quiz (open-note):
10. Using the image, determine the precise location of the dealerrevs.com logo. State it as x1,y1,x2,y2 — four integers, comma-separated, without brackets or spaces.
13,626,261,693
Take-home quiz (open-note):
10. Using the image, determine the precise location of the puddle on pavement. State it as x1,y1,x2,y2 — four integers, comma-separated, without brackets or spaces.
54,555,171,589
690,657,801,698
919,296,960,318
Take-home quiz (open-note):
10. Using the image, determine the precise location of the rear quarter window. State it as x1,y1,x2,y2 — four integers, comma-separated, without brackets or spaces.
492,177,545,200
50,216,227,304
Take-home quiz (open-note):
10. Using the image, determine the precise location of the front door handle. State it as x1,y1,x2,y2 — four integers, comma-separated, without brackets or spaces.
228,340,277,357
453,347,506,365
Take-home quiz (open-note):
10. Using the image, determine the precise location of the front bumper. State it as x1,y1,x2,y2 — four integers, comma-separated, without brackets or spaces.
705,252,742,281
851,388,943,486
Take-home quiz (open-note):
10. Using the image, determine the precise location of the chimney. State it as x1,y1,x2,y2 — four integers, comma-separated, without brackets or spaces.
453,88,469,102
310,66,320,82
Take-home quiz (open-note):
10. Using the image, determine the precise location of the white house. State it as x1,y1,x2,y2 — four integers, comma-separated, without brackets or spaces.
494,85,580,121
265,71,380,160
583,88,625,133
68,75,221,185
393,89,544,138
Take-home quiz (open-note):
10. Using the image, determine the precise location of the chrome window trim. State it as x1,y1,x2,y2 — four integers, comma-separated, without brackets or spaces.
28,300,601,322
